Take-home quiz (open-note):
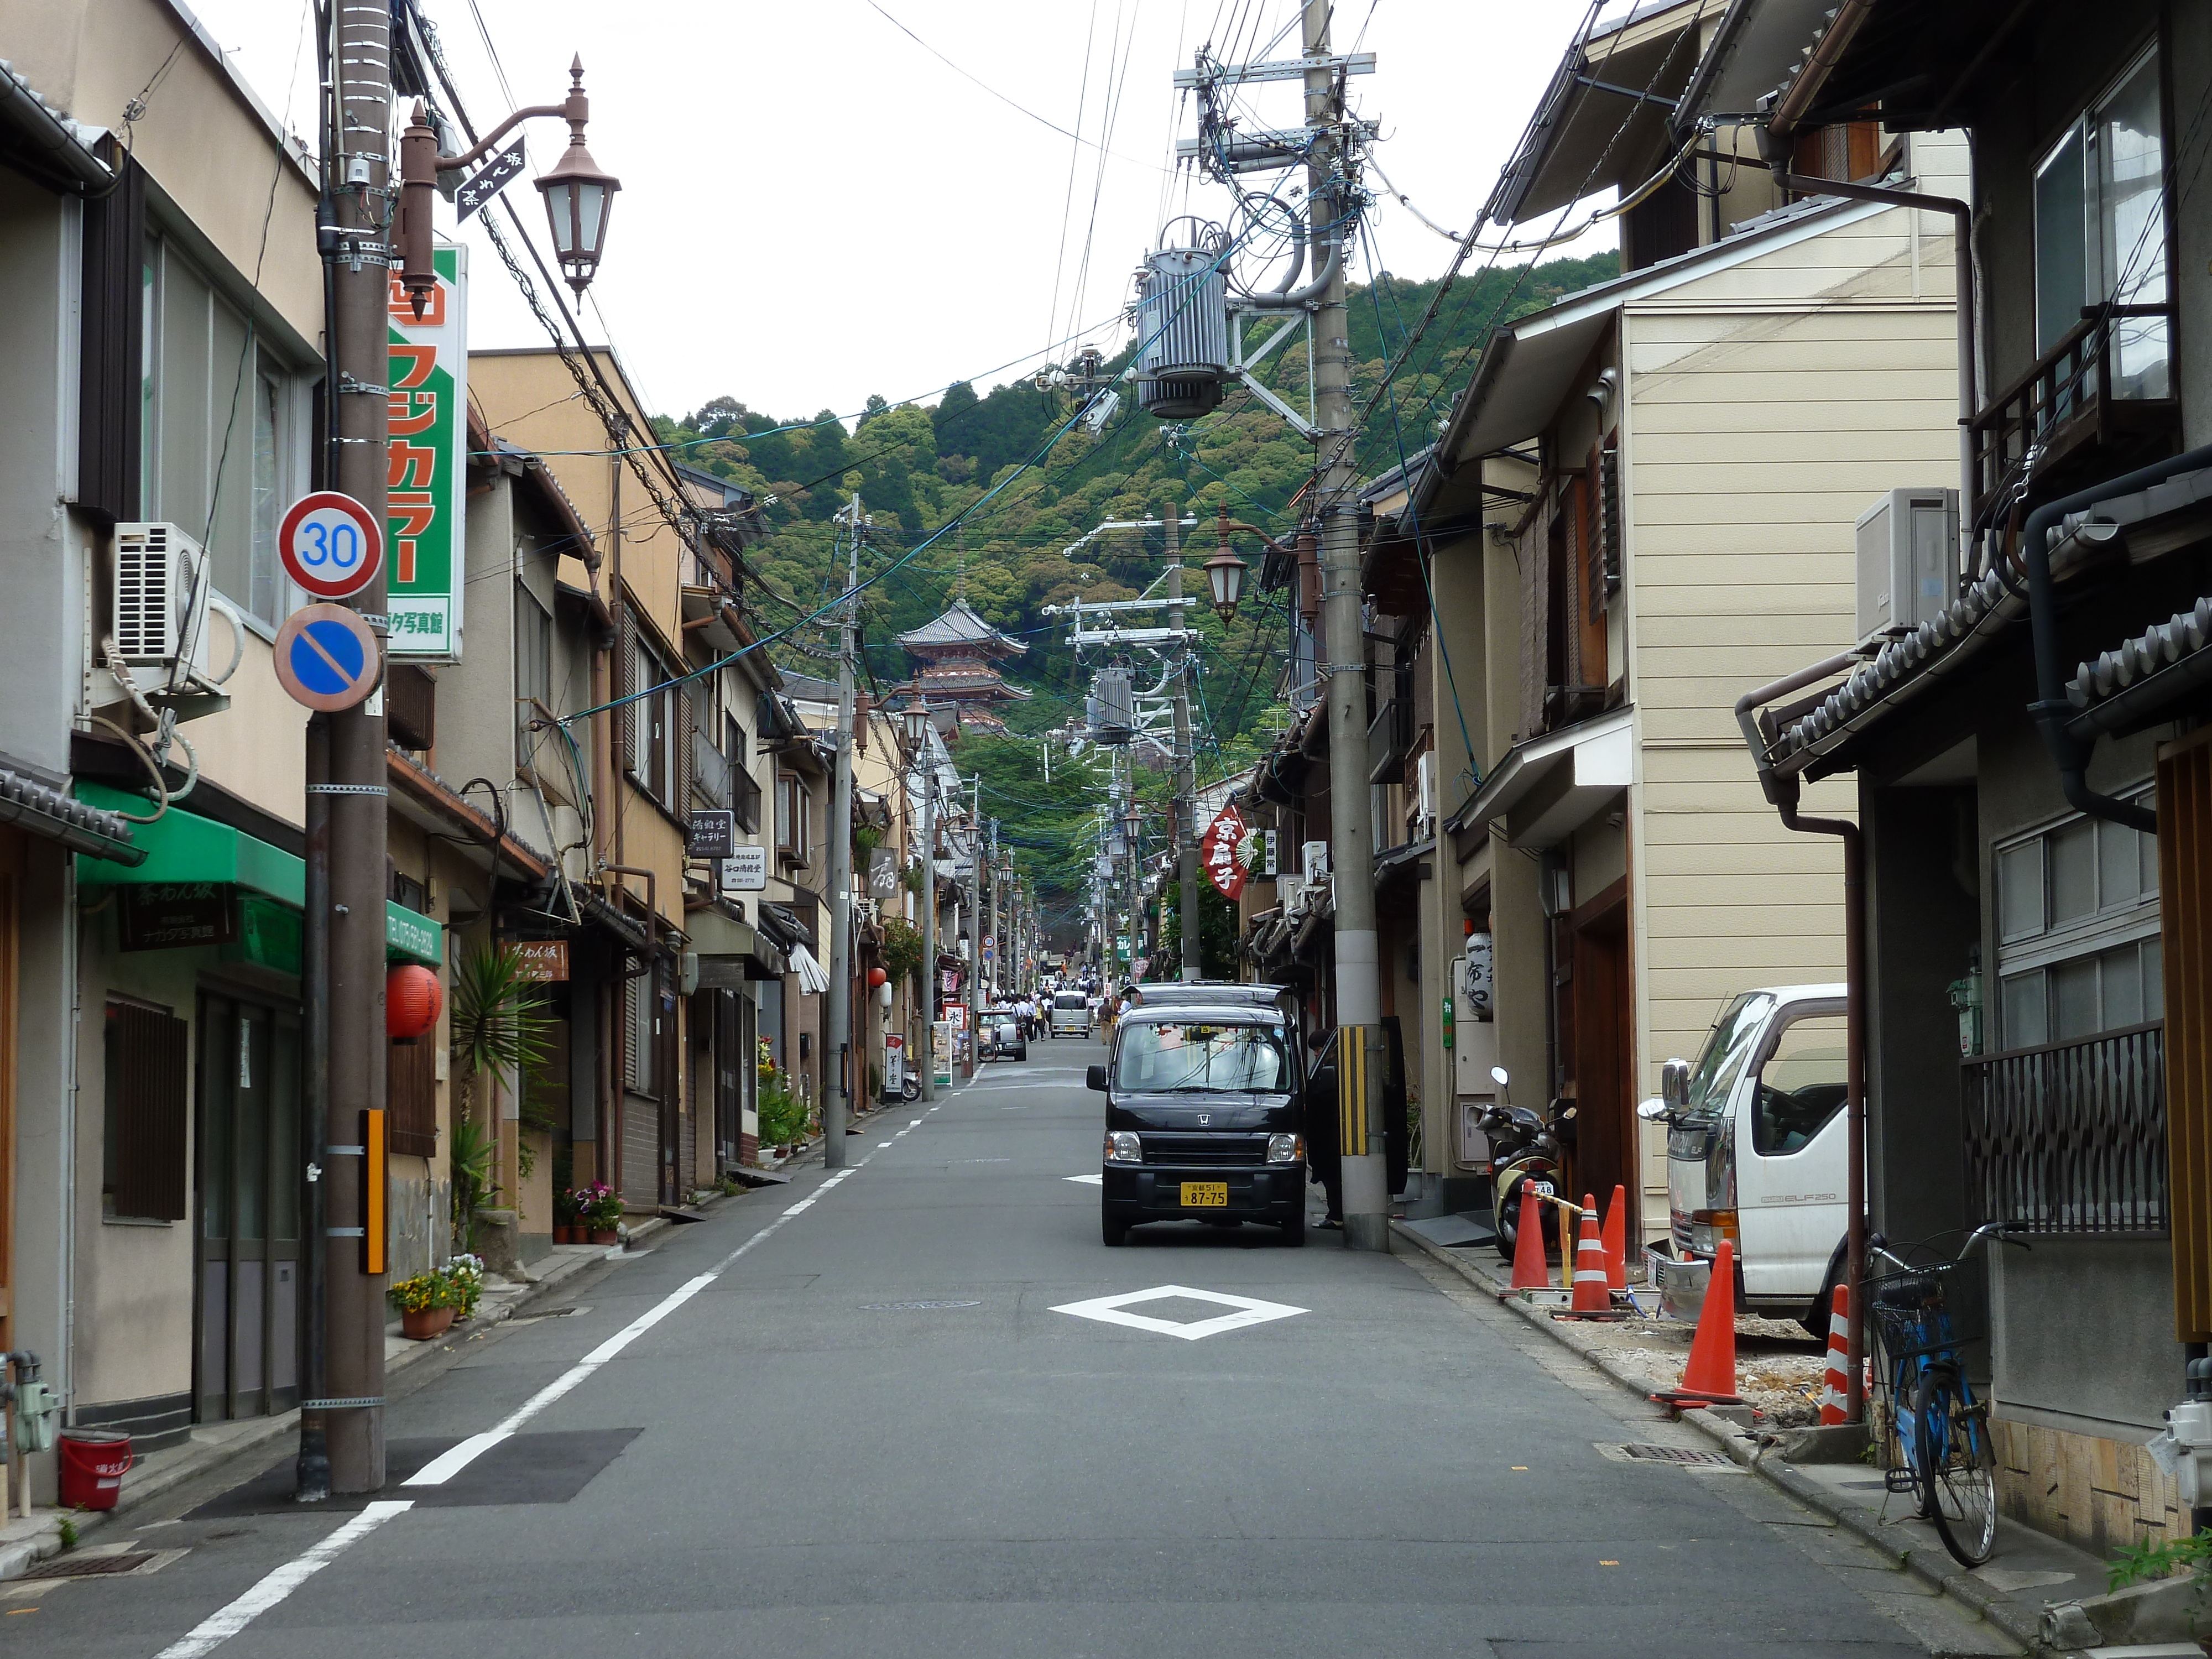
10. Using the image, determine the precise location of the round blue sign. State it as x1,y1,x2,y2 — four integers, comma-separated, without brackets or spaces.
290,617,368,695
271,603,381,712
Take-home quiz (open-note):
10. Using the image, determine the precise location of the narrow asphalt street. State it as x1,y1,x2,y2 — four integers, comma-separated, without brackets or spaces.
21,1039,2013,1659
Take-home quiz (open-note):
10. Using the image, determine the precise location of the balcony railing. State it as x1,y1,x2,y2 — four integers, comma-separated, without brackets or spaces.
1968,304,2179,533
691,729,732,811
1961,1020,2166,1236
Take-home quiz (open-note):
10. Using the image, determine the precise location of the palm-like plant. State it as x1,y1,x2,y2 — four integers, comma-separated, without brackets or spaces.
447,945,554,1246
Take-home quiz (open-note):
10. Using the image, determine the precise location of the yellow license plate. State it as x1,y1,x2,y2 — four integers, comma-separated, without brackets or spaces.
1180,1182,1229,1208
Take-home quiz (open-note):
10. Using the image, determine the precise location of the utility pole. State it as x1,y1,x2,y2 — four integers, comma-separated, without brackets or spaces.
1304,0,1387,1250
823,495,862,1166
1165,500,1201,982
966,774,982,1072
915,707,937,1104
300,0,394,1496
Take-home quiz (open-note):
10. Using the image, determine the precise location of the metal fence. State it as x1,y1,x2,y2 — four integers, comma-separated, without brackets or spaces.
1961,1020,2167,1235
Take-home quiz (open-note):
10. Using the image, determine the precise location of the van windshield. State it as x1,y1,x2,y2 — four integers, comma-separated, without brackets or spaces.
1683,993,1776,1121
1053,994,1088,1010
1116,1021,1290,1094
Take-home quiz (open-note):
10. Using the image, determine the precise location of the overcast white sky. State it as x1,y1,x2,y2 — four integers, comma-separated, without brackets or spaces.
188,0,1616,426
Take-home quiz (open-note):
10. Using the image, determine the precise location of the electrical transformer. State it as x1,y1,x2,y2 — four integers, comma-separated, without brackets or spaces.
1135,247,1229,419
1089,667,1136,745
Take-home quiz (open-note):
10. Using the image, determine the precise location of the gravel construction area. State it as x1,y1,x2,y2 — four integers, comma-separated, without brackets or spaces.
1550,1311,1831,1426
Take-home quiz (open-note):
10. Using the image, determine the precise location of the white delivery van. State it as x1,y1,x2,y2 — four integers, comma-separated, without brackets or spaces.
1048,991,1093,1039
1638,984,1849,1334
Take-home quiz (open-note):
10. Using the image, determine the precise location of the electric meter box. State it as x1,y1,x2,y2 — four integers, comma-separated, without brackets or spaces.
1855,487,1958,647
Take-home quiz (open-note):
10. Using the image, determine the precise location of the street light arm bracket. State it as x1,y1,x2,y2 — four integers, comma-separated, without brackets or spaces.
433,102,570,176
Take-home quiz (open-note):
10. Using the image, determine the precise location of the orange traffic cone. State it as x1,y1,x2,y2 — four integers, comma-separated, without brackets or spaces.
1818,1284,1851,1426
1570,1195,1610,1312
1601,1183,1627,1293
1653,1239,1743,1407
1510,1186,1550,1291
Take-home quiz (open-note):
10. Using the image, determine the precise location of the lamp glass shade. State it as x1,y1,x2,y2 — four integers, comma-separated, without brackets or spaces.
535,144,620,293
1204,547,1248,618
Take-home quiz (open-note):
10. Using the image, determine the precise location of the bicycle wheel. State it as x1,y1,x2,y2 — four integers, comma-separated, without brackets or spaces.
1916,1365,1998,1566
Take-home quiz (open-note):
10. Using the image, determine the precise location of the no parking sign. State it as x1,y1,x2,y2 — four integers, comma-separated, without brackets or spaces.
273,604,382,712
278,491,384,600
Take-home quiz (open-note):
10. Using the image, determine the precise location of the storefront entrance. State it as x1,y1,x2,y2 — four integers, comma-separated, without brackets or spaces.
195,989,302,1422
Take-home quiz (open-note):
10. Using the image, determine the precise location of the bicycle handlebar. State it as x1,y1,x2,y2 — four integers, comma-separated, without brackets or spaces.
1863,1220,2030,1279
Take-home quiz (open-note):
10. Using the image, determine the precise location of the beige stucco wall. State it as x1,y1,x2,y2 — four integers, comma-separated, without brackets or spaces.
1621,200,1963,1211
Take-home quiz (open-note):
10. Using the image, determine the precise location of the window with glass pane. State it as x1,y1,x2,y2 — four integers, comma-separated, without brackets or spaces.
250,372,281,622
2033,46,2168,395
515,585,552,769
1751,1013,1848,1155
1994,790,2160,1048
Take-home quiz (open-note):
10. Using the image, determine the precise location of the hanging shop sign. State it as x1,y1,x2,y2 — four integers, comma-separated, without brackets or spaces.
119,882,239,951
1202,804,1249,901
387,246,467,659
512,939,570,982
719,845,768,893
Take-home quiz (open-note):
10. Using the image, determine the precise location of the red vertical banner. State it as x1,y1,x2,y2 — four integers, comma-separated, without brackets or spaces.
1202,805,1249,901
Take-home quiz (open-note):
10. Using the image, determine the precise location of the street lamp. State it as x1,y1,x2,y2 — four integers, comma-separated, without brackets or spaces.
397,56,622,318
1203,543,1248,620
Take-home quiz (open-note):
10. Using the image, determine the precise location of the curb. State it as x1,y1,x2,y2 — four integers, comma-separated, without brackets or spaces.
1389,1220,2053,1658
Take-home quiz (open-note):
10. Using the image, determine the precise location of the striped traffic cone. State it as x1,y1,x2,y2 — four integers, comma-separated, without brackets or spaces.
1571,1194,1610,1312
1818,1284,1851,1426
1652,1239,1744,1407
1601,1183,1628,1293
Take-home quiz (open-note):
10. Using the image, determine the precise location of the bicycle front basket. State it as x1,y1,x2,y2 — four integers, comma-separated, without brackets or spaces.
1864,1261,1986,1361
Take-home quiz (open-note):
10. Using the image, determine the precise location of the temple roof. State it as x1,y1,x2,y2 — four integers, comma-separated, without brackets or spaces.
895,599,1028,659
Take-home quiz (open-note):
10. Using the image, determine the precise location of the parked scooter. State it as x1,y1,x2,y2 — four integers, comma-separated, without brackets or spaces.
1478,1066,1577,1262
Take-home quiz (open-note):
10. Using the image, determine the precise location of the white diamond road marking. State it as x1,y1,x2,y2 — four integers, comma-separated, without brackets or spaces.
1050,1284,1310,1341
1064,1173,1103,1186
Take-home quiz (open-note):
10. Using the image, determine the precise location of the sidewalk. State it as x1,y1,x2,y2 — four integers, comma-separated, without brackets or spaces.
1392,1221,2116,1659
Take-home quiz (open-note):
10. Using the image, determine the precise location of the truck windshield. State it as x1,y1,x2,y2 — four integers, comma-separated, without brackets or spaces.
1117,1021,1290,1093
1683,993,1776,1120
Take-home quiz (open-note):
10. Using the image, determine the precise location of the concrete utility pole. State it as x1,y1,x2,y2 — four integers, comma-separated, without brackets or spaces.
299,0,394,1497
823,495,862,1166
915,709,937,1104
966,775,982,1071
1304,0,1387,1250
1165,501,1201,982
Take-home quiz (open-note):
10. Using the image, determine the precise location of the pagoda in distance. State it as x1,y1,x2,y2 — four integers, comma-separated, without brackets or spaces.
894,596,1031,737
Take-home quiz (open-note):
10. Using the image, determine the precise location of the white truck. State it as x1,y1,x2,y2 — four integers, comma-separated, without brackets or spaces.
1638,984,1850,1334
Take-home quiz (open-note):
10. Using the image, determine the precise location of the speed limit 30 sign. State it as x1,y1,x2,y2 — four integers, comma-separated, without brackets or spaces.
278,491,384,600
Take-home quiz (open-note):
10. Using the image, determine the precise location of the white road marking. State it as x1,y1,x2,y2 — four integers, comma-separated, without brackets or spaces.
785,1198,815,1214
1050,1285,1310,1341
909,1118,924,1126
149,1500,412,1659
1064,1173,1103,1186
404,1432,509,1487
878,1141,893,1147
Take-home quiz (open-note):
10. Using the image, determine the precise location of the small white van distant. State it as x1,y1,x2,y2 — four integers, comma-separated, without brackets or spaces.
1049,992,1092,1039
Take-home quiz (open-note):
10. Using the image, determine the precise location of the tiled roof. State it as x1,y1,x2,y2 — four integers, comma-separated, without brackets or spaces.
895,600,1028,655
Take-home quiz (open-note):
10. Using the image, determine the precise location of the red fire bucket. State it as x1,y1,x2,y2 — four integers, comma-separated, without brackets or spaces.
57,1429,133,1510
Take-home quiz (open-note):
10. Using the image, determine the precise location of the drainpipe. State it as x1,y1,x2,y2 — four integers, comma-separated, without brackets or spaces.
2022,444,2212,836
1737,655,1866,1422
1767,171,1976,555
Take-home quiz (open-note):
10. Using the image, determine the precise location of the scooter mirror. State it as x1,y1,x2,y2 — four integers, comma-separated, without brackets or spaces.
1490,1066,1510,1087
1661,1057,1691,1110
1636,1096,1670,1121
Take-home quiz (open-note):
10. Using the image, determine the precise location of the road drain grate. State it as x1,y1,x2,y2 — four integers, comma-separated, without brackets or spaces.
21,1551,163,1580
1616,1443,1735,1467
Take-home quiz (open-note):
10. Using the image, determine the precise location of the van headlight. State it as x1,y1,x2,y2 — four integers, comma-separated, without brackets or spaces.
1105,1130,1142,1164
1266,1133,1303,1164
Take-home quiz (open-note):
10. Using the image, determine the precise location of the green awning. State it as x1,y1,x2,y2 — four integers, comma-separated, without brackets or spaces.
75,782,441,966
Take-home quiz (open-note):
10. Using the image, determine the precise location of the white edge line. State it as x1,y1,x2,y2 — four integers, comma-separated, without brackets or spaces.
150,1500,413,1659
403,1430,511,1487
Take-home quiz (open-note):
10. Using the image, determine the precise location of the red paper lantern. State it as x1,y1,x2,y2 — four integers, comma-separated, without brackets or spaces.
387,964,442,1039
866,966,888,989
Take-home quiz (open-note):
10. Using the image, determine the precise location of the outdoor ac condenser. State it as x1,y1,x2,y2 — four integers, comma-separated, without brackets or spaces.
1855,488,1958,648
112,521,213,672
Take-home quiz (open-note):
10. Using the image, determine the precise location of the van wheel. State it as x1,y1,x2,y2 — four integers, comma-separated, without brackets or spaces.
1102,1214,1129,1247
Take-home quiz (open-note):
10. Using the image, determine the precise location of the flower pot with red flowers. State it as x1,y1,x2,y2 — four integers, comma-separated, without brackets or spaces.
554,1186,586,1244
580,1182,623,1245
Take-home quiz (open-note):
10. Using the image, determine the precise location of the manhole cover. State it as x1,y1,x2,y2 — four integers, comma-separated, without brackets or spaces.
858,1300,983,1311
21,1551,166,1580
1616,1443,1735,1467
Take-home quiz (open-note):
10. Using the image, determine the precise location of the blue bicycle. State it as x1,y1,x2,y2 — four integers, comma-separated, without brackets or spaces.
1865,1221,2026,1567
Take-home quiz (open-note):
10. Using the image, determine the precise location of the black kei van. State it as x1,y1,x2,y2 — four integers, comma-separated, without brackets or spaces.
1087,1005,1306,1247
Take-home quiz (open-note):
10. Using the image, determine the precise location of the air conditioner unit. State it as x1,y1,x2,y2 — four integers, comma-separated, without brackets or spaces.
1279,875,1306,912
1301,839,1330,882
1855,488,1958,648
113,521,214,674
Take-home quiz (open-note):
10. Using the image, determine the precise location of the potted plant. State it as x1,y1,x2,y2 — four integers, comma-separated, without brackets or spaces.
389,1270,456,1340
554,1186,583,1244
448,944,554,1251
446,1254,486,1322
580,1182,622,1245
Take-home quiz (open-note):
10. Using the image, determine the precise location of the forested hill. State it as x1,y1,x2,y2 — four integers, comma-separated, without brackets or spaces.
650,248,1619,773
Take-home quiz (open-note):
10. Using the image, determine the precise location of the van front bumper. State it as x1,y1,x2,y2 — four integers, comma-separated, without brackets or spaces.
1102,1164,1305,1223
1646,1242,1714,1324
